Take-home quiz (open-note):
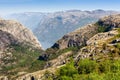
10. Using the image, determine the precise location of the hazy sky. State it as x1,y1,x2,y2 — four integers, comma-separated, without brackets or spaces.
0,0,120,15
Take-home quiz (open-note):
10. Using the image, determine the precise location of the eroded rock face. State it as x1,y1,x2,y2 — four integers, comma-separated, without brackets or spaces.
52,24,98,49
0,19,42,49
0,30,17,51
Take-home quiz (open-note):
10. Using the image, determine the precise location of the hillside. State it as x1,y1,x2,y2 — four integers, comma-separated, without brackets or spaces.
52,14,120,49
15,14,120,80
0,19,44,79
0,19,42,49
5,10,119,49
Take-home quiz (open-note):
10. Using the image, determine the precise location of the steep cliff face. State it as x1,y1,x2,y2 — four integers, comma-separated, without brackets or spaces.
52,14,120,49
0,19,42,49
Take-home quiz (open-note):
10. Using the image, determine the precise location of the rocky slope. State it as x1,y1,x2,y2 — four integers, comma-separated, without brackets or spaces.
52,14,120,49
0,19,42,49
75,29,119,61
5,10,119,49
52,24,98,49
0,18,43,79
14,14,120,80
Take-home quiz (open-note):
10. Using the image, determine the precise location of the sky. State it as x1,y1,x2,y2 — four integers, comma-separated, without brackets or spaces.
0,0,120,15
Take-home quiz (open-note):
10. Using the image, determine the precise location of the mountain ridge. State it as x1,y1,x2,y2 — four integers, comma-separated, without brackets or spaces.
4,10,119,49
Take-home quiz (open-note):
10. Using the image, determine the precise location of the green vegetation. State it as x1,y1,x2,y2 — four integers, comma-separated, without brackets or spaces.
98,25,106,33
115,43,120,49
95,22,106,33
44,47,80,60
116,28,120,38
46,59,120,80
1,44,46,76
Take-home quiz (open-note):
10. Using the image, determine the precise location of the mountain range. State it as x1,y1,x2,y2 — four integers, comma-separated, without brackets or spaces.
4,10,119,49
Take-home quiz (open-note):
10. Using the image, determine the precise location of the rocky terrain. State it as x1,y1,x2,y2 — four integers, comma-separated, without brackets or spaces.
0,19,42,49
52,14,120,49
0,19,43,79
52,24,98,49
0,30,17,51
5,10,119,49
11,14,120,80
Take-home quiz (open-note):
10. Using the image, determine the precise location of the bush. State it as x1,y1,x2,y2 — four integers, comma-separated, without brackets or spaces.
78,59,97,74
29,60,46,72
48,58,120,80
104,72,120,80
59,63,78,77
59,76,73,80
115,43,120,49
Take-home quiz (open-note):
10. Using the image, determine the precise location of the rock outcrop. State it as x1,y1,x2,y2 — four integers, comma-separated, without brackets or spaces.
75,29,119,61
87,29,118,46
0,30,17,51
98,14,120,28
0,19,42,49
52,24,98,49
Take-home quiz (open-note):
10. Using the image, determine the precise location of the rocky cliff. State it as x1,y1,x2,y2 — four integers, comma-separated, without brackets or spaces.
0,19,42,49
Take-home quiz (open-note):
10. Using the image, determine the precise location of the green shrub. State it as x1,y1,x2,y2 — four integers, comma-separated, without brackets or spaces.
59,76,73,80
86,73,104,80
104,72,120,80
29,60,46,72
78,59,97,74
48,58,120,80
59,63,78,77
115,43,120,49
45,47,79,60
